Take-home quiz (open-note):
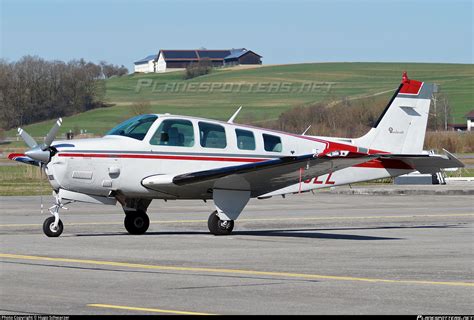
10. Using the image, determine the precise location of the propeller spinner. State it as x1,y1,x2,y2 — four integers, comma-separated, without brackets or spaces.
19,118,63,163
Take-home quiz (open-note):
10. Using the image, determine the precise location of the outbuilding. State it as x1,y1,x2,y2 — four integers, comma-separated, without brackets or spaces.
224,49,262,66
134,54,158,73
466,110,474,131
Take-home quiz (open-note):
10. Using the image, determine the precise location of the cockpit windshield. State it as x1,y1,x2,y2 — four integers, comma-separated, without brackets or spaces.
106,114,158,140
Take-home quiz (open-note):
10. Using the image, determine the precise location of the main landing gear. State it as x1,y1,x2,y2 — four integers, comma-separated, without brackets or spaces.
208,210,234,235
207,186,250,236
121,198,152,235
124,210,150,235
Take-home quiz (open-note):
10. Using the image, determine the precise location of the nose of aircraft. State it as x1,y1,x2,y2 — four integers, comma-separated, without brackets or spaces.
25,146,51,163
18,118,63,164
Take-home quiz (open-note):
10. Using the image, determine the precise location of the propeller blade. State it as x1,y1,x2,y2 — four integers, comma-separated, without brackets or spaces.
17,128,38,149
43,118,62,150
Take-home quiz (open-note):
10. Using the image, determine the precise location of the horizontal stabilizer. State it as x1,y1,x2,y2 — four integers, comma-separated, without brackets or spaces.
375,150,464,173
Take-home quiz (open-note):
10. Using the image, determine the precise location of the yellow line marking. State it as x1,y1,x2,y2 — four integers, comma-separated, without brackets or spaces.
87,303,216,315
0,213,472,228
0,253,472,287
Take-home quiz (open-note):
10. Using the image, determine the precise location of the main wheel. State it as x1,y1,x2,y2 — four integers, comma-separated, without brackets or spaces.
43,216,64,237
124,211,150,235
208,211,234,235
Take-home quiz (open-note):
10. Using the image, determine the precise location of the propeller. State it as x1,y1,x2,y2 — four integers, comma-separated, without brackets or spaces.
18,118,63,163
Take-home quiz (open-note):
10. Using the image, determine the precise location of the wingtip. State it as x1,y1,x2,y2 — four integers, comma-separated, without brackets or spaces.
442,148,465,168
442,148,456,159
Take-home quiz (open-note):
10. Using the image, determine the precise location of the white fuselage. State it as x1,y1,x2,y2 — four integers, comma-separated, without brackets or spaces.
46,114,412,200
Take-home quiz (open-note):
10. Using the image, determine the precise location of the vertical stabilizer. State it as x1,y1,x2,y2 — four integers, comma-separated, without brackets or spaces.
354,72,434,154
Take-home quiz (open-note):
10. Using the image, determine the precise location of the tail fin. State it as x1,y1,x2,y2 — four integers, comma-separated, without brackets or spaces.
354,72,435,154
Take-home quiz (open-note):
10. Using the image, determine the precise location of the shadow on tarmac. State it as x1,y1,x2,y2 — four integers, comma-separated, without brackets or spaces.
70,224,464,240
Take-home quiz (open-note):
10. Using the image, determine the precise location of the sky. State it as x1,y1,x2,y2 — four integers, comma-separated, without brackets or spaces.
1,0,472,70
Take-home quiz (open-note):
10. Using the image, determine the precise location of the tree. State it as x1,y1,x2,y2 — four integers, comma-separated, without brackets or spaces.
100,61,129,78
0,56,110,130
428,92,452,131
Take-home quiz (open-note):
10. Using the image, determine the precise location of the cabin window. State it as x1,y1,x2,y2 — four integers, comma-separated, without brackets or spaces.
199,122,226,149
106,114,158,141
263,134,282,152
235,129,255,150
150,119,194,147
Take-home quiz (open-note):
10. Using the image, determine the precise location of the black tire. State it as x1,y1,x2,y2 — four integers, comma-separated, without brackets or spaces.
124,211,150,235
43,216,64,237
208,211,234,235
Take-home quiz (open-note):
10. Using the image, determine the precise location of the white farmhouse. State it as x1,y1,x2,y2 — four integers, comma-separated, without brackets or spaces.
133,54,158,73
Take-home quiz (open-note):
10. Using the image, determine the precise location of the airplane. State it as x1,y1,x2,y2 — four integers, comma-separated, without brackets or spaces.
9,72,464,237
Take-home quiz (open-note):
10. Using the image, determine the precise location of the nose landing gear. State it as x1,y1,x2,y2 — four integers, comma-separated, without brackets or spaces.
43,196,70,237
43,216,64,237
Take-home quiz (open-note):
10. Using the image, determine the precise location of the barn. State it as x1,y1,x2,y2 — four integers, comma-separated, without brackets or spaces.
133,48,261,73
156,48,262,72
223,49,262,66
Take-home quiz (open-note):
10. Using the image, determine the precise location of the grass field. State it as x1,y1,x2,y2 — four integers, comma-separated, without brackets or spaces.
0,166,51,196
4,62,473,138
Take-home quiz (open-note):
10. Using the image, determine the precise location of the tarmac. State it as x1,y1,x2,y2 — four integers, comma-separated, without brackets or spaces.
0,191,473,315
320,181,474,196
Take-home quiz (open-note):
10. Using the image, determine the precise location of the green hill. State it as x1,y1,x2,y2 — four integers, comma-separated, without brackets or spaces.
6,62,473,137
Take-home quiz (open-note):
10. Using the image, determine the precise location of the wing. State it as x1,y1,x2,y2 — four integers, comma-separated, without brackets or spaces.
142,150,376,198
142,149,464,198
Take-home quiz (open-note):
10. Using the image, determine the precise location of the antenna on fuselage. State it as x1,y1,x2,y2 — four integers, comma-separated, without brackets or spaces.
227,106,242,124
301,125,311,136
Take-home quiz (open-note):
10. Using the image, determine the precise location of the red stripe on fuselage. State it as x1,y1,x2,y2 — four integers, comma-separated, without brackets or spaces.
58,153,269,163
57,152,412,170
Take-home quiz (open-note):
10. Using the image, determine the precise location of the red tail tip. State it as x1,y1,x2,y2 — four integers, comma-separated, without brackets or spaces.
402,71,409,83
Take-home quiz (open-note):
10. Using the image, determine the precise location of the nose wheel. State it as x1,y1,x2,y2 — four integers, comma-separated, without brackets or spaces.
208,211,234,235
124,210,150,235
42,195,70,237
43,216,64,237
